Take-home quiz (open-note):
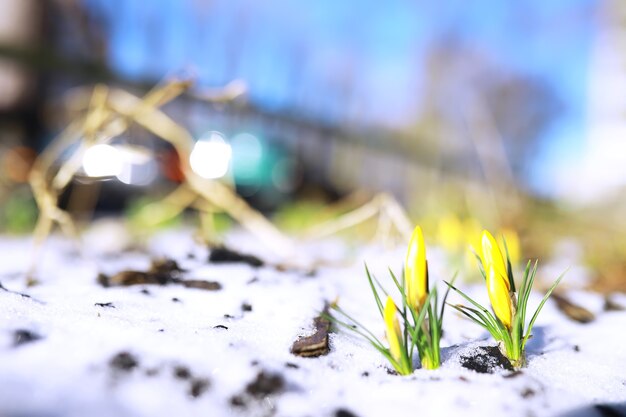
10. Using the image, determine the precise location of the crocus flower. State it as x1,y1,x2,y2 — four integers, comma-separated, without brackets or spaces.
486,265,513,329
331,226,452,374
384,296,403,363
405,225,428,312
448,228,565,369
481,230,509,290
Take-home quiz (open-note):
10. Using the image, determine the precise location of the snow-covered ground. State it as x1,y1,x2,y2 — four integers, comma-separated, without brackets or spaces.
1,228,625,417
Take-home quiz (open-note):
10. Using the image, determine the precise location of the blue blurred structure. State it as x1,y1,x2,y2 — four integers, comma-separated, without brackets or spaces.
85,1,592,124
80,0,596,196
0,0,604,206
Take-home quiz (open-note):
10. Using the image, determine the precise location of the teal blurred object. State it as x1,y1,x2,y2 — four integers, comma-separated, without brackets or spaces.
228,132,300,209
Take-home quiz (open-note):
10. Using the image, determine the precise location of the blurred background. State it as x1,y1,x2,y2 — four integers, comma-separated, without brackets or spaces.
0,0,625,290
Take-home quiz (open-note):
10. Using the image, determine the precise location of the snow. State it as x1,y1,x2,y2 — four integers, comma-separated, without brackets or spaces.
1,228,625,417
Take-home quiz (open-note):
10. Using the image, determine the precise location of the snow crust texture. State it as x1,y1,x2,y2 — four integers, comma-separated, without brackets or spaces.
1,233,625,417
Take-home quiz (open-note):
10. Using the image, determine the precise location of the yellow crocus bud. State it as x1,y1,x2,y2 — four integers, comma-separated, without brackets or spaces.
405,225,428,312
384,296,403,362
481,230,509,291
486,265,513,329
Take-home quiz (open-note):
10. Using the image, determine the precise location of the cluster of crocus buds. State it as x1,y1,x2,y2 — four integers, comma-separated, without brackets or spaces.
331,225,564,373
358,225,448,373
448,229,565,368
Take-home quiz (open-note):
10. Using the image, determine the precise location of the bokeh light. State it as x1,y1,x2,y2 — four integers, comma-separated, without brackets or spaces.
189,132,232,179
82,144,123,178
230,133,263,184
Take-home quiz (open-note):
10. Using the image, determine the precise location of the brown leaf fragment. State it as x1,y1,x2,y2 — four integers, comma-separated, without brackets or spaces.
98,258,222,292
290,305,331,357
99,258,184,287
150,258,186,275
181,280,222,291
108,270,168,286
552,293,595,323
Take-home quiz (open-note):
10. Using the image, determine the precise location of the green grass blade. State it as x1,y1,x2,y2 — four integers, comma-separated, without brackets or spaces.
428,300,441,363
331,305,386,347
519,260,537,329
388,268,411,318
522,269,567,349
518,260,533,304
365,263,384,319
439,272,458,329
456,304,503,339
326,313,387,351
444,280,493,317
471,249,487,280
502,236,516,293
444,280,507,334
414,290,436,329
388,268,404,296
449,304,491,331
370,270,392,300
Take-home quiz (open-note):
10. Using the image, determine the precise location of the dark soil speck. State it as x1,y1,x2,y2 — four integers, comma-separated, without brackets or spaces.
594,404,626,417
209,246,263,267
335,409,359,417
245,371,285,398
95,302,115,308
604,296,626,312
459,346,514,373
189,378,210,398
110,352,139,372
230,395,247,408
173,365,191,380
97,273,111,287
12,329,42,347
521,387,536,398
